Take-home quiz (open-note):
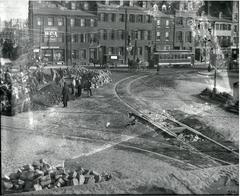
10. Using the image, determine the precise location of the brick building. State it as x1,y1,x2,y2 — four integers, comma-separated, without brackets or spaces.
97,0,153,65
28,1,98,66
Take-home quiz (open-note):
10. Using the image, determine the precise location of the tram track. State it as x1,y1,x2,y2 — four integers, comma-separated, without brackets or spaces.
114,74,239,168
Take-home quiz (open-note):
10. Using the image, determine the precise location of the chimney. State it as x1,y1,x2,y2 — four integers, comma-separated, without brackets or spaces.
219,12,222,19
105,0,109,5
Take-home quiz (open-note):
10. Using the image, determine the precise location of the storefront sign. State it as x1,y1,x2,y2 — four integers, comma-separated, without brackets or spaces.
41,46,60,49
110,56,118,60
44,28,58,42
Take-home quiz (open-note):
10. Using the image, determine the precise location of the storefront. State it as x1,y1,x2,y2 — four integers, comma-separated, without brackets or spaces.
41,47,65,65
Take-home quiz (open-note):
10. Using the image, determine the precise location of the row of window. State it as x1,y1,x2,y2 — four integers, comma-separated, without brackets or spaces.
156,19,170,27
41,33,98,43
176,31,192,42
36,17,97,27
98,13,152,23
99,29,152,41
156,31,170,41
215,24,232,31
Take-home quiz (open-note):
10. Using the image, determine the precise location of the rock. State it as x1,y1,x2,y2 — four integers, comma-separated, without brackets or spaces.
32,161,42,169
24,180,33,191
35,169,44,176
22,164,34,171
78,174,85,185
2,181,13,190
40,179,51,187
71,178,79,186
84,175,95,184
55,174,62,180
82,169,89,175
89,170,100,176
13,184,20,190
17,179,25,186
94,174,102,183
17,168,22,175
33,184,42,191
2,175,10,181
77,168,85,175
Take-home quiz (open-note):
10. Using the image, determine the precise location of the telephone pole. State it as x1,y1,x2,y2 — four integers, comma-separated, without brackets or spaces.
124,7,128,64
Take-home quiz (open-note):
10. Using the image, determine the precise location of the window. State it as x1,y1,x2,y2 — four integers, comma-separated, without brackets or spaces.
234,25,238,33
70,18,75,27
138,47,142,56
176,17,183,25
120,30,124,40
85,19,90,27
176,31,182,41
108,47,114,54
119,14,124,22
37,17,42,26
156,31,161,41
83,2,89,10
57,17,64,26
90,33,95,43
71,34,78,43
104,29,107,40
111,30,115,40
148,31,151,40
47,17,53,26
137,15,143,23
220,24,224,30
104,13,108,22
99,13,104,21
80,34,85,42
129,14,135,23
185,31,192,42
80,18,85,27
137,30,141,40
157,19,160,26
144,31,148,40
234,13,238,21
165,32,169,41
119,47,124,55
79,49,86,59
71,2,76,10
228,24,231,30
90,19,95,27
166,20,169,27
53,49,64,61
216,24,220,30
111,13,116,22
72,50,78,59
146,15,151,23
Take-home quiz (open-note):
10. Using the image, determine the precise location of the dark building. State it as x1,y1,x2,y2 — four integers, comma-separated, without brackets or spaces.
97,0,153,65
28,1,98,66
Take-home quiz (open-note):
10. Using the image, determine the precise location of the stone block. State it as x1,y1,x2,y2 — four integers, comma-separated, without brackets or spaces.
84,175,95,184
72,178,79,186
55,174,62,180
32,161,41,169
90,170,100,176
40,179,51,187
24,180,33,191
2,181,13,190
22,164,34,171
9,173,19,180
94,174,102,183
78,174,85,185
33,184,42,191
35,169,44,177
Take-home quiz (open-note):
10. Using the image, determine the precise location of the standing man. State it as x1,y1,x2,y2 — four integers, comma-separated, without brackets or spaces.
87,79,93,97
62,82,69,107
76,77,82,97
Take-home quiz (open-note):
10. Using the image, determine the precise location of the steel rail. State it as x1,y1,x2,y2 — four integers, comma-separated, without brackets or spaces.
114,74,238,166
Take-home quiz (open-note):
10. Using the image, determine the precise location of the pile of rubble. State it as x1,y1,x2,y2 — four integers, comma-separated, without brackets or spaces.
2,159,112,194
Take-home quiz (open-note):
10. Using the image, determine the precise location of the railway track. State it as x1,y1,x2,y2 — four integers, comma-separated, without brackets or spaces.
114,74,239,168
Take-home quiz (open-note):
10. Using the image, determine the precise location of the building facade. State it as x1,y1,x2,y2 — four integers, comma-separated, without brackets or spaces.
29,1,98,66
97,0,153,65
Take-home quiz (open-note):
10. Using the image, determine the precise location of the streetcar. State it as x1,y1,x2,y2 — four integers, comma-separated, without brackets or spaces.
154,50,194,67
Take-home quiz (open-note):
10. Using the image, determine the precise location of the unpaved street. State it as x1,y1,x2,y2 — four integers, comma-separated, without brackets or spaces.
2,69,239,194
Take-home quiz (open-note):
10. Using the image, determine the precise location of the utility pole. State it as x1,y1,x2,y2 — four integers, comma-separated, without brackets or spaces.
65,16,68,66
124,7,127,64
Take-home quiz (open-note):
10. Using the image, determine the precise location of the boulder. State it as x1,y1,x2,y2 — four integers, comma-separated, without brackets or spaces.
94,174,102,183
24,180,33,191
33,184,42,191
35,169,44,177
40,179,51,187
9,173,19,180
78,174,85,185
32,161,41,169
22,164,34,171
2,181,13,190
84,175,95,184
89,170,100,176
71,178,79,186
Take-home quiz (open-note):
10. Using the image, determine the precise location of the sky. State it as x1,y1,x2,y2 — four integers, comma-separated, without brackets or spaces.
0,0,29,21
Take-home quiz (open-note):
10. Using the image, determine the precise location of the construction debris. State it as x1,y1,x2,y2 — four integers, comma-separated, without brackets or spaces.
2,159,112,194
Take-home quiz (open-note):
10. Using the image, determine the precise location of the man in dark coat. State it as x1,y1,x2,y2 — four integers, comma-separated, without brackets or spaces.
76,77,82,97
62,82,69,107
86,79,92,97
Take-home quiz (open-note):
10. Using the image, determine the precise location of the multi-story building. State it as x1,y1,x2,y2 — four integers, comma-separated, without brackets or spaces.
28,1,98,66
153,11,174,51
173,1,197,51
97,0,153,65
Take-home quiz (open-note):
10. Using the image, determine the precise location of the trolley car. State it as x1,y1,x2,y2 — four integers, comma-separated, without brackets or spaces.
154,50,194,67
